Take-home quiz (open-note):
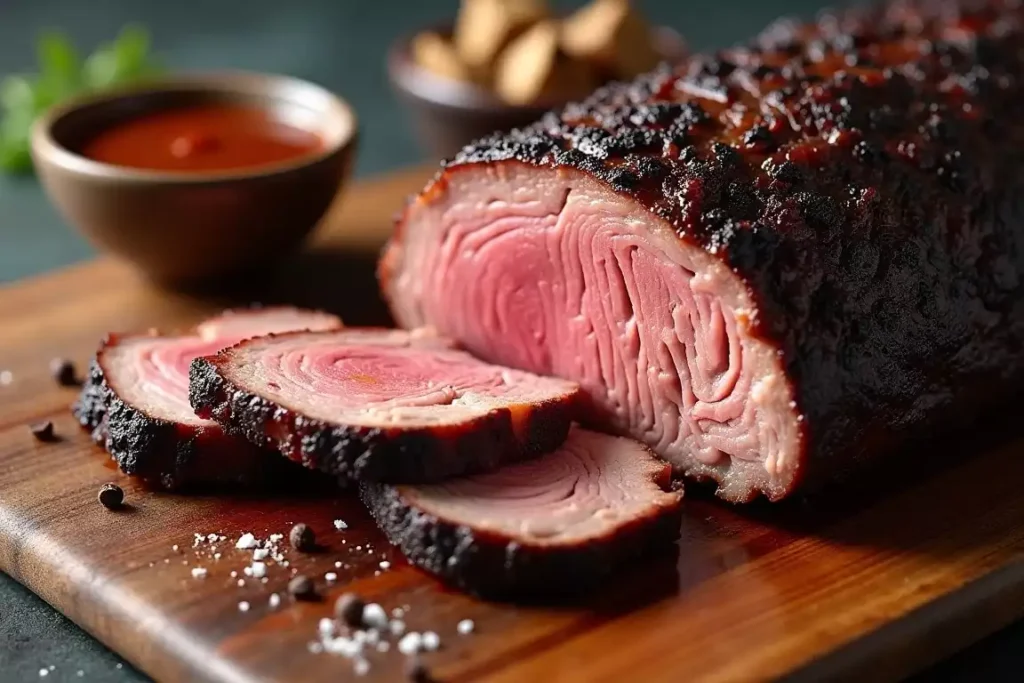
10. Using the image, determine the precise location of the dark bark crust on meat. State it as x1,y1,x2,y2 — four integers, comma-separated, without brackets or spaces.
72,358,110,444
385,0,1024,499
189,356,578,485
360,481,683,599
72,342,279,491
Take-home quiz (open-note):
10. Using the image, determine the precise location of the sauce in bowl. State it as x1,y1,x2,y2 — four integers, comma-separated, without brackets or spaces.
81,104,324,172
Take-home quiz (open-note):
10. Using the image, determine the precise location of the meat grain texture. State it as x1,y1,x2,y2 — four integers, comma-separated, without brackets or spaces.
382,0,1024,502
188,328,581,484
74,308,341,489
362,426,684,598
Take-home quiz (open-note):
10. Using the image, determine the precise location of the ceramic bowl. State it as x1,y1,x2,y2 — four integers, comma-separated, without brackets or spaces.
31,72,358,288
387,26,687,160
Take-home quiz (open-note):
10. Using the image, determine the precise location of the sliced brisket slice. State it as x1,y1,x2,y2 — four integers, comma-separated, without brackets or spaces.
382,2,1024,502
188,328,581,484
362,425,683,598
73,307,341,490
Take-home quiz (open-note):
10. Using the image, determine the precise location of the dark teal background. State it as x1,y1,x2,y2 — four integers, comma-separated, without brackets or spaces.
0,1,1021,680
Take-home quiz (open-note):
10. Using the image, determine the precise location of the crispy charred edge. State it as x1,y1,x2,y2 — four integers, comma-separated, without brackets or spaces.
72,357,110,443
359,474,684,599
72,336,279,491
189,354,579,485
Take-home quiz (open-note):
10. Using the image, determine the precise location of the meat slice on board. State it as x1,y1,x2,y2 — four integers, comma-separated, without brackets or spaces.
362,425,684,598
74,307,341,490
381,1,1024,502
188,328,581,484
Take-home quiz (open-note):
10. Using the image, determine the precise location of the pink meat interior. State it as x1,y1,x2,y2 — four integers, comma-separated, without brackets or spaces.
102,309,341,426
396,426,679,544
212,328,579,428
385,164,802,499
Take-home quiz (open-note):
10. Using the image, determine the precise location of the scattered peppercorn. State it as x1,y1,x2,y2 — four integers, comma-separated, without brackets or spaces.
98,483,124,510
288,575,317,601
405,659,434,683
334,592,365,628
50,358,80,387
289,523,316,552
29,421,56,442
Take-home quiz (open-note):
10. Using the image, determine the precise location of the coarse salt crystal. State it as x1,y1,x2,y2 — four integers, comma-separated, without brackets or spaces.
191,567,207,579
230,571,237,578
308,642,323,654
0,370,13,385
334,519,348,530
235,533,257,549
324,636,362,658
39,669,48,677
362,603,387,629
250,562,267,579
213,553,222,560
76,672,84,678
422,631,440,651
457,619,475,635
171,545,179,552
269,533,284,543
252,548,269,561
389,619,406,636
238,601,250,612
391,607,404,618
325,572,338,583
398,632,422,655
379,561,390,570
319,618,335,636
269,593,281,609
207,533,218,542
353,659,370,676
243,567,253,577
237,579,245,587
335,561,342,568
377,641,390,652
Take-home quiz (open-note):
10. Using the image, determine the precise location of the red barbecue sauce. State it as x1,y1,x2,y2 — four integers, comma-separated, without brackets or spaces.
81,104,323,172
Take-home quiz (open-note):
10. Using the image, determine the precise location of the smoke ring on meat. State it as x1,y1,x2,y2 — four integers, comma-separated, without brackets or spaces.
188,328,582,484
73,307,341,489
384,167,799,501
362,426,684,598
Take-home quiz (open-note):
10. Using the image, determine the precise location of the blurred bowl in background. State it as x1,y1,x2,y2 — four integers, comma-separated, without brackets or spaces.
30,72,357,289
387,25,687,161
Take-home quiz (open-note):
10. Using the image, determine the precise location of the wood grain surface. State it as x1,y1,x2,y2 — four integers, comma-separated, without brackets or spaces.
2,166,1024,683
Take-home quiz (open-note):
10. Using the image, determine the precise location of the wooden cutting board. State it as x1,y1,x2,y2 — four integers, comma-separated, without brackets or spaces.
2,166,1024,683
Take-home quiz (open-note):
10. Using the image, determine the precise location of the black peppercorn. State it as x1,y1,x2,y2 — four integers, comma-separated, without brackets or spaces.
29,421,56,442
98,483,124,510
334,592,365,628
405,659,434,683
288,575,317,601
289,523,316,552
50,358,80,387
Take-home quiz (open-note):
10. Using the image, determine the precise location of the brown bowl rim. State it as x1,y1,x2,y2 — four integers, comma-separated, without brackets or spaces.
30,70,358,185
387,24,687,115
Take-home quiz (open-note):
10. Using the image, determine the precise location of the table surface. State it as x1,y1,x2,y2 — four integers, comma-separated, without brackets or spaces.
1,1,1022,681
